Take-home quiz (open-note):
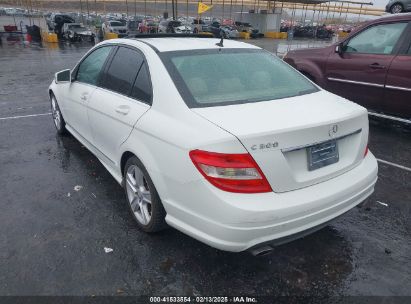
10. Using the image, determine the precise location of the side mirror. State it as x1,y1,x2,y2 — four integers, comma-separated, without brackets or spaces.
335,43,343,56
55,69,71,83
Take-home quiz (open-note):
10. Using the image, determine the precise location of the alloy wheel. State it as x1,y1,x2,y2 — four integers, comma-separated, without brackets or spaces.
125,165,152,225
391,4,403,13
51,96,61,130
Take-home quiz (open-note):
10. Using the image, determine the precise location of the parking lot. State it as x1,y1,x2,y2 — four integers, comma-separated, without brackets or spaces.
0,35,410,299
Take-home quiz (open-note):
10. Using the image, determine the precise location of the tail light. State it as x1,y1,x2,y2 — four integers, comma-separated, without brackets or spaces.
364,145,369,157
189,150,272,193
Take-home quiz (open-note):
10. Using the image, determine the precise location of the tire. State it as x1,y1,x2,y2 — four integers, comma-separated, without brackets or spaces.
50,93,67,135
390,3,403,13
124,156,167,232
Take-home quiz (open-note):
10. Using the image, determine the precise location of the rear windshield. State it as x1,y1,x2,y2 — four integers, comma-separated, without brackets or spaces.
160,49,318,108
169,21,182,27
110,21,124,26
128,21,138,28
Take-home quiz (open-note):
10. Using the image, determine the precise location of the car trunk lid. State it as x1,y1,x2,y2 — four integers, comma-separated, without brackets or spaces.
192,91,369,192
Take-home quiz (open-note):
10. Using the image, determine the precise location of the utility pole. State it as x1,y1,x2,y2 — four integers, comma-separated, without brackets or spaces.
80,0,84,24
86,0,90,25
175,0,178,19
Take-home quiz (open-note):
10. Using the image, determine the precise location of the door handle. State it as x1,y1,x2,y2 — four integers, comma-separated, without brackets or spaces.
80,92,89,101
115,105,130,115
369,63,386,70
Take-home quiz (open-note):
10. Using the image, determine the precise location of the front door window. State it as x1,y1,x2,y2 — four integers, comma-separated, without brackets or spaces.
344,22,408,55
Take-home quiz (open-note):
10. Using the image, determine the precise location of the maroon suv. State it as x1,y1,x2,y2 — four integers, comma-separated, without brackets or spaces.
284,14,411,121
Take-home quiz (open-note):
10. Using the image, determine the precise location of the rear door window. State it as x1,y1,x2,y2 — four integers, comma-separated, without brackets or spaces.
101,46,144,95
131,62,152,104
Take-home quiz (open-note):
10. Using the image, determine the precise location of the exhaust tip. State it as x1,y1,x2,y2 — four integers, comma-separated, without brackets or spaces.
250,245,274,257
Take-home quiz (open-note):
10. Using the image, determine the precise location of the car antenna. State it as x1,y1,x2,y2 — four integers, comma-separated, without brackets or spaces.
215,35,224,48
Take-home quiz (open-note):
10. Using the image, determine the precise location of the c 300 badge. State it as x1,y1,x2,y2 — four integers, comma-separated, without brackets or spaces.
251,142,279,151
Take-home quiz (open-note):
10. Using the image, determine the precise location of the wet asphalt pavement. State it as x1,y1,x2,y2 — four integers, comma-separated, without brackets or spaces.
0,36,410,299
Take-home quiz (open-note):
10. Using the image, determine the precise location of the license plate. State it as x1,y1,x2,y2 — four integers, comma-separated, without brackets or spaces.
307,140,339,171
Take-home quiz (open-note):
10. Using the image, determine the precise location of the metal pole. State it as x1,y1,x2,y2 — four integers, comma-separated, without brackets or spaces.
223,0,225,20
175,0,178,19
126,0,129,17
317,3,323,25
303,4,308,24
325,1,331,23
240,0,243,21
357,3,363,22
86,0,90,25
155,0,158,18
229,0,233,20
29,0,33,25
300,4,305,23
344,3,349,22
80,0,84,24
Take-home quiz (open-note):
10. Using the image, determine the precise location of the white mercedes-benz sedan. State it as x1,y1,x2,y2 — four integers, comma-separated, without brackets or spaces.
49,37,378,255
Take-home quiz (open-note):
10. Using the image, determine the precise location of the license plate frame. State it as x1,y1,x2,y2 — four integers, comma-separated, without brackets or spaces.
307,139,339,171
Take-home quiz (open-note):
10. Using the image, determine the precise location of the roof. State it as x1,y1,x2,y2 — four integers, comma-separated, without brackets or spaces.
374,12,411,21
350,12,411,33
129,37,260,52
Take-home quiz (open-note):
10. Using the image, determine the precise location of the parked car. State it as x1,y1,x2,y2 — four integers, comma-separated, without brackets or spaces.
47,13,75,36
221,25,240,38
284,14,411,121
192,18,208,33
291,24,334,39
158,20,192,33
49,37,377,254
385,0,411,13
208,21,223,37
208,22,239,38
62,23,95,42
102,20,128,37
4,7,25,16
138,19,159,33
127,20,140,36
235,21,264,38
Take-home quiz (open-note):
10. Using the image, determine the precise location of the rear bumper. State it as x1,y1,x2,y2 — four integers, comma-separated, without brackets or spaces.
164,153,378,252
